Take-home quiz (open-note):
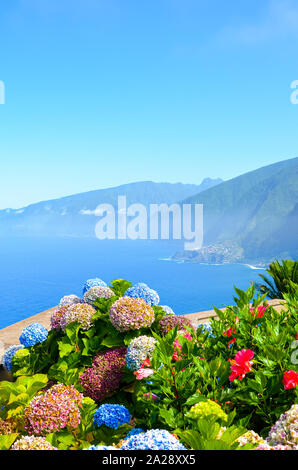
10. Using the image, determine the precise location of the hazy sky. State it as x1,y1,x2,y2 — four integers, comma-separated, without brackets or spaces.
0,0,298,209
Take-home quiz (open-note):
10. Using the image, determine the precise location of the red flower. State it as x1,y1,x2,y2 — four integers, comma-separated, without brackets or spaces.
223,327,236,337
183,332,192,341
229,349,254,382
228,337,236,348
172,350,181,362
134,357,154,380
235,316,240,324
250,305,268,318
282,370,298,390
141,358,151,368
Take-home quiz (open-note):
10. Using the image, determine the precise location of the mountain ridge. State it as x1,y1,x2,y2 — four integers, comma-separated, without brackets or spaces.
0,178,222,237
175,157,298,263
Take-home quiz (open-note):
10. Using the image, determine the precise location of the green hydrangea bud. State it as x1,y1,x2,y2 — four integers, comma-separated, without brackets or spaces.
186,399,228,422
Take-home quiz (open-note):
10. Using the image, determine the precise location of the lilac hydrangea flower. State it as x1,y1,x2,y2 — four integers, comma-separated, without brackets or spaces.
266,404,298,449
83,286,114,305
58,294,81,308
60,303,96,331
11,436,57,450
159,315,193,336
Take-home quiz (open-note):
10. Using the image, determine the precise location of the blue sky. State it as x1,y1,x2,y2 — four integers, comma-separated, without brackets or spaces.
0,0,298,209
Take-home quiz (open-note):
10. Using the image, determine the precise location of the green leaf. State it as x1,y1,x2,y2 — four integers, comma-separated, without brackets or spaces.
0,433,19,450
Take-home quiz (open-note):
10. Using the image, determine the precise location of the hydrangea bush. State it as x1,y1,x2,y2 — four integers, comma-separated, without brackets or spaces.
1,278,297,451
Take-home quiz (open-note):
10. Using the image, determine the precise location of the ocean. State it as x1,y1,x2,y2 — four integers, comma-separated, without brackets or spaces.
0,237,266,329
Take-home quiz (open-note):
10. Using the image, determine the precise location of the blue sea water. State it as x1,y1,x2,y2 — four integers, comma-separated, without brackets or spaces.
0,237,266,329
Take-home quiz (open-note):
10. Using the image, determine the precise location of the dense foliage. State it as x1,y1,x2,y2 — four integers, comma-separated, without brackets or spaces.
0,276,297,450
255,259,298,299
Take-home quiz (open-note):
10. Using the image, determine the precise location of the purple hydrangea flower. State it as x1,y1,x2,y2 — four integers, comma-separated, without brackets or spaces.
80,347,127,401
159,315,194,336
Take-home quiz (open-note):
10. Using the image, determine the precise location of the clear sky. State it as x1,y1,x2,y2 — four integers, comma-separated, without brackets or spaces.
0,0,298,209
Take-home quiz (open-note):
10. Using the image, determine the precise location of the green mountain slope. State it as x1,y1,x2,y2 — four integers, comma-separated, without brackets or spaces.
181,157,298,261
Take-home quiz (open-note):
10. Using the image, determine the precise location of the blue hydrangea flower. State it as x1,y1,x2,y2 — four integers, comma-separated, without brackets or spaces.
160,305,175,315
83,445,118,450
19,323,48,347
93,404,131,429
3,344,24,372
125,335,157,372
83,278,107,295
125,428,145,439
120,429,186,450
196,322,215,338
125,283,159,306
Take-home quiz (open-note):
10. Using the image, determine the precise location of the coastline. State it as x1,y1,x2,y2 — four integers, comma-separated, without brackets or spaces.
160,256,268,270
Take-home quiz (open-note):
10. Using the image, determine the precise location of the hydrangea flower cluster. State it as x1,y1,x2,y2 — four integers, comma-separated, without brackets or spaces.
24,383,84,435
58,294,81,308
266,404,298,449
60,303,96,331
83,286,114,305
83,445,118,450
0,417,17,434
80,347,127,401
187,400,228,422
197,322,215,338
3,344,24,372
159,315,193,336
11,436,57,450
109,297,155,332
93,404,131,429
125,428,145,439
19,323,48,347
255,443,293,450
237,430,265,447
50,305,69,330
83,278,107,295
160,305,175,315
125,336,157,371
120,429,186,450
125,283,160,306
